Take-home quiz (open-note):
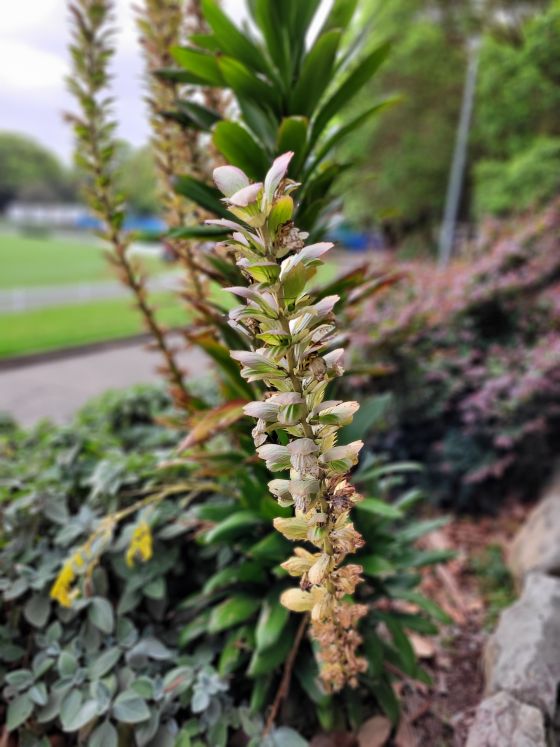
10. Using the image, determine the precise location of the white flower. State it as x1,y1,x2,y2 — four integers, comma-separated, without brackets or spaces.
264,151,294,203
257,444,291,471
213,165,249,197
319,441,363,473
227,182,263,207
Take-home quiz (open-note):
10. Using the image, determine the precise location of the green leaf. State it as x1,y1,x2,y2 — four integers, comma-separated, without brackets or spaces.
204,510,263,544
174,175,230,219
213,121,270,180
201,0,270,75
112,690,151,724
58,650,78,678
290,30,341,117
397,517,449,544
248,630,292,676
310,41,391,146
248,532,290,562
62,699,99,732
174,100,222,131
270,727,309,747
363,630,384,678
255,594,290,652
59,690,83,730
356,497,403,519
218,57,279,113
5,668,34,690
370,678,400,725
23,592,51,628
384,616,417,676
360,554,396,576
170,46,224,86
89,721,118,747
179,610,212,647
28,683,48,706
276,118,308,177
208,594,261,634
390,590,452,624
169,225,230,240
320,0,359,33
307,97,399,177
203,561,266,594
249,0,291,84
6,693,34,731
89,646,122,679
88,597,114,634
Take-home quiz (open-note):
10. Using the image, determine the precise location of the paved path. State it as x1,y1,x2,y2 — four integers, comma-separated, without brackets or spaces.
0,342,209,427
0,272,182,313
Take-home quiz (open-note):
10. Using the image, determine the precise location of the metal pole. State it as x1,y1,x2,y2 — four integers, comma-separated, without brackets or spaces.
438,40,480,267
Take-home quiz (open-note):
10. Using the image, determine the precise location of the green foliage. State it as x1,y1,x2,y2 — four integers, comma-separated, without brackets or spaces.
0,132,75,209
166,0,391,237
475,137,560,217
115,143,160,216
470,545,515,629
0,381,446,741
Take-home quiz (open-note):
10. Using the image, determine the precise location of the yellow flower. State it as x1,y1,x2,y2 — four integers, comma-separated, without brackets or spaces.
125,520,153,567
50,560,79,608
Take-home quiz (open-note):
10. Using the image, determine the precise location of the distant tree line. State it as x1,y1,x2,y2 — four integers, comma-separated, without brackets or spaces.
338,0,559,247
0,132,159,216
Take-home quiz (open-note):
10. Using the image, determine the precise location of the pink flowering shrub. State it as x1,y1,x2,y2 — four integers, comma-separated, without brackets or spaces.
351,201,560,511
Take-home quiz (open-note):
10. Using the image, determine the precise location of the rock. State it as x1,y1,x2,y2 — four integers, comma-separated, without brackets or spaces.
508,470,560,587
485,572,560,716
466,692,546,747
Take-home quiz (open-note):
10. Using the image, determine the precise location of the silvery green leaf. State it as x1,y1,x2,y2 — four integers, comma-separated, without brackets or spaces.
88,720,118,747
88,646,121,680
144,577,165,600
63,698,99,731
131,676,154,700
127,637,171,662
162,666,194,694
90,680,112,713
5,668,34,690
4,577,29,600
135,710,160,746
46,621,62,644
24,593,51,628
112,690,151,724
6,693,34,731
32,652,54,679
270,727,309,747
116,617,138,649
191,686,210,714
59,689,82,729
36,689,63,723
88,597,114,634
57,650,78,677
28,682,48,706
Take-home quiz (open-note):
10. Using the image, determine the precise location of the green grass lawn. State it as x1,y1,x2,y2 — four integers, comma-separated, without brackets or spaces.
0,232,166,289
0,294,187,358
0,259,338,358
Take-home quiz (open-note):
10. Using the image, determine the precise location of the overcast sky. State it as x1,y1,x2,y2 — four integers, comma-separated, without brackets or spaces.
0,0,251,163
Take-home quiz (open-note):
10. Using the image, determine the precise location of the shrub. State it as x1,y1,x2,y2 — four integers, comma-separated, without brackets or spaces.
352,200,560,511
474,137,560,218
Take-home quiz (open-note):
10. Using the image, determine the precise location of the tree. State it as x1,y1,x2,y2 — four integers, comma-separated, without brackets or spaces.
0,132,73,210
115,143,160,215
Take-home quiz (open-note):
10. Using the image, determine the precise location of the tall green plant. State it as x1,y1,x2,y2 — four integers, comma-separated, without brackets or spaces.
165,0,394,239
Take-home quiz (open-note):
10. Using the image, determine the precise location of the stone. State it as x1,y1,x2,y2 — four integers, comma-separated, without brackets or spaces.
485,572,560,717
508,470,560,587
466,692,546,747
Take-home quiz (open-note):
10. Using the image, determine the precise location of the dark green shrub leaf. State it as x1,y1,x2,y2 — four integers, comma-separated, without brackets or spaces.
208,594,261,633
356,497,403,519
170,46,223,86
204,510,263,544
360,555,395,576
248,629,292,676
213,121,270,180
290,30,341,117
255,594,290,652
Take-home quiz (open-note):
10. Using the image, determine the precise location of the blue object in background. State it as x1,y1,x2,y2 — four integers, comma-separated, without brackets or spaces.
328,225,384,251
74,212,166,234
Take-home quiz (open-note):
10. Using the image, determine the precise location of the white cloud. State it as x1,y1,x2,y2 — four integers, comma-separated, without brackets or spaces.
0,41,67,92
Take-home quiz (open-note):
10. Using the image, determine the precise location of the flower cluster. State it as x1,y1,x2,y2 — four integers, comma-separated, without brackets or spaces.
126,519,154,567
211,153,368,691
